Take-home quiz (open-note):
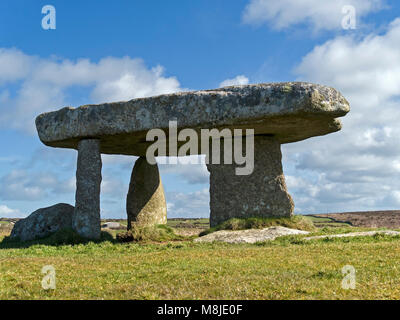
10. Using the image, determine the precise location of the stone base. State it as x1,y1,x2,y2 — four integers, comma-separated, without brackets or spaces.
127,157,167,229
207,136,294,227
72,139,102,239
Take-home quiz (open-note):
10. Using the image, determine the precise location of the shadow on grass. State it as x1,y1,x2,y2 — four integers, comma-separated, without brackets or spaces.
0,228,115,249
116,224,189,243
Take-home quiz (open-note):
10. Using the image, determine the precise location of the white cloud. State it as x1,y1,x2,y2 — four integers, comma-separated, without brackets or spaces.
0,48,32,83
0,169,75,201
219,75,249,87
163,164,209,185
295,18,400,105
101,154,136,170
159,155,209,185
0,170,47,201
283,18,400,213
90,61,181,102
101,176,127,197
390,191,400,205
166,189,209,218
0,204,21,218
242,0,384,31
0,49,183,132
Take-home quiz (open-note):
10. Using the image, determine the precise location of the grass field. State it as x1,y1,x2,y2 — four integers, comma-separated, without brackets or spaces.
0,216,400,300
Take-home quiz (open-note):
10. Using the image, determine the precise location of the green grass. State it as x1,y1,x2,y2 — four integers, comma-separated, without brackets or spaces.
167,218,209,229
1,231,400,299
0,229,114,249
1,217,400,299
305,216,335,223
100,218,210,229
116,224,187,243
200,215,316,236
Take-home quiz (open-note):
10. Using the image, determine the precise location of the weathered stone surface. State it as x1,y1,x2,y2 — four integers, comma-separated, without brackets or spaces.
36,82,349,156
194,226,309,244
207,136,294,227
10,203,74,241
72,139,102,239
34,82,351,233
127,157,167,228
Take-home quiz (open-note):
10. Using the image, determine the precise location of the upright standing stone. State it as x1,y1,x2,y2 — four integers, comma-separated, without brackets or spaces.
207,136,294,227
36,82,350,229
72,139,102,239
127,157,167,229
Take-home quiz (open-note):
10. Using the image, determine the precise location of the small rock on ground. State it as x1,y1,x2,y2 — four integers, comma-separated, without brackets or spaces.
174,228,205,237
101,222,122,230
194,226,309,244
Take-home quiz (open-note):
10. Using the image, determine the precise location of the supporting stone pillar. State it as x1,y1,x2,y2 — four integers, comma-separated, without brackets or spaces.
72,139,102,239
207,136,294,227
126,156,167,229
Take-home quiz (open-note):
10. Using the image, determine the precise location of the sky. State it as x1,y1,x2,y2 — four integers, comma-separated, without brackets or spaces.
1,0,400,218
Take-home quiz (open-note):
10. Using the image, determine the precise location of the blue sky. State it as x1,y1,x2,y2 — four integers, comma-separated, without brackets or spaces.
1,1,316,87
1,0,400,218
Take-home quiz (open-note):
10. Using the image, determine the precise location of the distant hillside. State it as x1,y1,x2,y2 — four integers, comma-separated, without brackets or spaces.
311,210,400,228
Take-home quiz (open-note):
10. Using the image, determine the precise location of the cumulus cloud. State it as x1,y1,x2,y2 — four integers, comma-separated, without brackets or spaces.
0,147,80,202
101,176,128,198
0,48,32,83
0,49,202,217
101,154,136,170
242,0,384,31
166,189,209,218
163,164,209,185
158,155,209,185
0,204,21,218
283,18,400,213
0,166,132,203
219,75,249,87
29,147,76,171
0,169,74,201
0,48,183,132
295,19,400,105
